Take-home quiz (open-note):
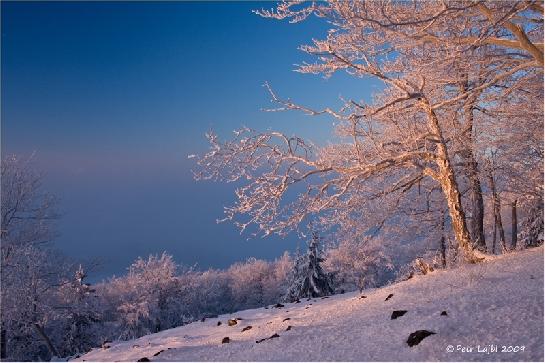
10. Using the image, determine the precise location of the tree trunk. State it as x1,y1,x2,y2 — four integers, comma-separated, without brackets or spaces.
33,323,59,358
497,207,506,252
422,99,479,263
511,200,518,250
440,234,447,268
1,329,6,359
439,212,447,268
438,161,478,262
492,213,497,254
467,159,486,251
488,171,506,252
459,73,486,252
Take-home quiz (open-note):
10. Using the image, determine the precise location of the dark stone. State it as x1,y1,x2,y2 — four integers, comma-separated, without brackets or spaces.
201,318,206,322
222,337,230,344
282,317,291,322
242,326,252,332
275,303,285,308
440,311,448,316
360,295,367,299
286,326,292,331
217,321,222,326
227,319,238,326
153,350,164,357
305,307,310,309
385,293,394,301
256,333,281,343
265,307,269,309
391,310,408,319
406,330,436,347
236,317,243,320
137,358,150,362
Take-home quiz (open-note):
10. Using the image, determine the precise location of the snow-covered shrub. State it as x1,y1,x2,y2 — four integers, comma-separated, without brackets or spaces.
101,253,179,340
52,266,103,357
227,257,271,309
518,198,544,248
324,236,393,293
262,252,292,303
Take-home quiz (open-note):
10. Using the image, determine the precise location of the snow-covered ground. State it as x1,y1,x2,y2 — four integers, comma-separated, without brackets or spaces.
76,247,544,362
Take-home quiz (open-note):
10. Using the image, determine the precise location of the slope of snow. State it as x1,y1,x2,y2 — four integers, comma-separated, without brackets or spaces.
77,247,544,362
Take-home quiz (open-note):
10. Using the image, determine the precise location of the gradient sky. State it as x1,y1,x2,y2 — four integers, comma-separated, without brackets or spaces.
1,1,380,281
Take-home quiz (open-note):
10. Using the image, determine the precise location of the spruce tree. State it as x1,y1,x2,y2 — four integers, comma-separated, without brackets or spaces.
284,232,333,302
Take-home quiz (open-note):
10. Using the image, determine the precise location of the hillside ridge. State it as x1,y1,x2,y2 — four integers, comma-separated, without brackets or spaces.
76,247,544,362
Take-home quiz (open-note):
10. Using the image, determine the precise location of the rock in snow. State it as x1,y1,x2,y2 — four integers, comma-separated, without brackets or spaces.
256,333,280,344
390,310,408,319
406,330,436,347
75,247,544,362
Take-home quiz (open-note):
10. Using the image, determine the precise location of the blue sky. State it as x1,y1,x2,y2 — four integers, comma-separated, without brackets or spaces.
2,1,380,280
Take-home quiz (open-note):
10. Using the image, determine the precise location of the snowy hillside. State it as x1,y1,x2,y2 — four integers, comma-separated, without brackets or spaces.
76,247,544,362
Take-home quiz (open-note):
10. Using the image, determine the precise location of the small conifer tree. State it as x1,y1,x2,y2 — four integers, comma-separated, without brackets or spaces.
284,232,333,302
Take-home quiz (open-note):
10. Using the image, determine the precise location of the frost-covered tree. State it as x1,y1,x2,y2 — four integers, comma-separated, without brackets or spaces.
325,236,393,293
194,0,543,264
227,257,270,308
263,251,292,303
184,268,233,318
53,265,102,357
104,253,179,340
284,233,333,301
223,254,291,308
518,199,544,248
0,155,68,361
